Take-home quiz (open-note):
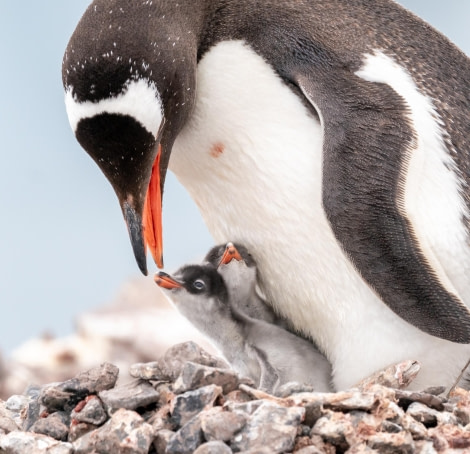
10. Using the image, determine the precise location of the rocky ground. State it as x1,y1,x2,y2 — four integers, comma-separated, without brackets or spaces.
2,278,470,453
1,341,470,453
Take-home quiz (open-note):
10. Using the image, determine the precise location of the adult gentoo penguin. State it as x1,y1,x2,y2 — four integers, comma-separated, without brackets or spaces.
62,0,470,390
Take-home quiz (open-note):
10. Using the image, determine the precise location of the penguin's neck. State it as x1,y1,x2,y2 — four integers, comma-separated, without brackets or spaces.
196,302,248,364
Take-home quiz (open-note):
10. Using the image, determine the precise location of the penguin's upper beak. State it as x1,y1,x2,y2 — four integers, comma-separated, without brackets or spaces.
154,271,182,289
121,144,164,276
219,242,243,266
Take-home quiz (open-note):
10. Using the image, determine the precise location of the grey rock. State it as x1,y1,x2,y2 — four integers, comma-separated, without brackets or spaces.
303,401,323,427
395,389,445,411
367,431,415,454
30,412,69,441
346,443,380,453
62,362,119,394
171,384,222,427
274,381,314,397
164,342,228,380
406,402,458,427
67,421,97,443
406,402,439,427
21,395,41,431
166,414,204,454
224,399,265,415
295,446,326,454
0,430,73,453
201,409,247,442
400,414,428,440
70,396,107,425
311,410,352,452
5,395,29,413
194,440,232,454
173,361,240,394
99,379,159,413
0,415,18,434
355,360,420,391
422,386,446,396
130,361,168,381
40,363,119,411
39,388,75,413
231,402,304,453
324,391,379,412
224,389,253,405
131,342,229,382
153,428,174,454
24,384,42,399
414,440,438,454
381,401,405,423
381,420,402,433
349,411,378,431
73,408,153,454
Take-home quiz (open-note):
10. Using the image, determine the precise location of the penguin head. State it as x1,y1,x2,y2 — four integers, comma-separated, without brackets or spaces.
155,264,231,327
205,243,259,296
62,0,199,274
205,242,257,268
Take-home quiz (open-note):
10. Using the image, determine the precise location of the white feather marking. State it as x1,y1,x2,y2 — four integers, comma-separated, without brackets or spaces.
64,78,163,137
356,51,470,303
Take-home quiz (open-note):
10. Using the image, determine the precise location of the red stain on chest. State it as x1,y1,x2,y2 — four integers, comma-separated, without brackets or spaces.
210,142,225,158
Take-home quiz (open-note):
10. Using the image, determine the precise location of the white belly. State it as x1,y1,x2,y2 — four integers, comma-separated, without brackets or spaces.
170,40,470,390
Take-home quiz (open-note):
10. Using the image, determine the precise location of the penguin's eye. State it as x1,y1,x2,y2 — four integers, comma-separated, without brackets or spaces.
192,279,206,291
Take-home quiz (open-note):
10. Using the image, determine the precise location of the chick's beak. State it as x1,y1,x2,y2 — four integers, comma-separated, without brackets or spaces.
154,271,182,289
219,242,243,266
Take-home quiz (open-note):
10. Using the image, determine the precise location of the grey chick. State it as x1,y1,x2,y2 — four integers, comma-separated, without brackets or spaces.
205,242,282,324
155,264,333,393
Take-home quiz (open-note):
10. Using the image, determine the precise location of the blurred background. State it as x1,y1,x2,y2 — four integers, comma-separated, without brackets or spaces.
0,1,469,359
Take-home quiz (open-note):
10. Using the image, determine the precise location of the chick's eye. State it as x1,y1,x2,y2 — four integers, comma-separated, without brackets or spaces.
192,279,206,291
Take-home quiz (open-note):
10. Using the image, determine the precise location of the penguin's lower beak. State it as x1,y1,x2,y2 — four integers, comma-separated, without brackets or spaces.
154,271,182,289
143,146,164,270
219,242,243,266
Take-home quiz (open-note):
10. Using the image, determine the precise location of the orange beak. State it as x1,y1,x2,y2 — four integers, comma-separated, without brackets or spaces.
143,145,164,268
154,272,182,289
219,242,243,266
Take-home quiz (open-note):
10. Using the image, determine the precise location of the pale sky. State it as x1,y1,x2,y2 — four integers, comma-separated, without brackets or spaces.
0,1,468,355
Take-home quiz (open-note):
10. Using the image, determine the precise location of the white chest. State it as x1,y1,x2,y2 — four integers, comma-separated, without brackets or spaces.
169,40,470,390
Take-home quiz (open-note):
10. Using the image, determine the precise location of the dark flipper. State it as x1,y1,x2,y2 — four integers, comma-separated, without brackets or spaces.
294,69,470,343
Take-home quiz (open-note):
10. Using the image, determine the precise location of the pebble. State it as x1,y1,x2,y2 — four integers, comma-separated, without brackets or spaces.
231,402,305,453
367,431,415,454
153,428,174,453
70,395,107,425
30,411,69,441
311,410,353,452
72,408,153,454
201,408,247,441
5,395,29,413
99,379,159,413
166,414,205,454
173,361,240,394
0,431,73,454
193,440,232,453
2,342,470,453
355,360,421,391
171,384,222,427
40,362,119,412
130,341,228,382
